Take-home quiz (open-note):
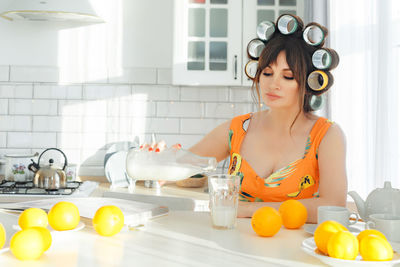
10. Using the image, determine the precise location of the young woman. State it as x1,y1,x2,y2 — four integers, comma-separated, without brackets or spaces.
189,17,347,223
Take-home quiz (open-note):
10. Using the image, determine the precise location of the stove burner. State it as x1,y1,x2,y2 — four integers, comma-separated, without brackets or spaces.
0,180,82,195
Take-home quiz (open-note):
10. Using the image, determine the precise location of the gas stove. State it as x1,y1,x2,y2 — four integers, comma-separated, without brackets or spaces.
0,180,82,195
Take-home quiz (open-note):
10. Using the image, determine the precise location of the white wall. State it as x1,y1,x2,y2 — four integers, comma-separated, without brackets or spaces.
0,0,253,176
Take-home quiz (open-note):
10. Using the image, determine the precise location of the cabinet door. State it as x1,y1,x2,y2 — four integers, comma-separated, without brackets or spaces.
242,0,304,86
173,0,242,86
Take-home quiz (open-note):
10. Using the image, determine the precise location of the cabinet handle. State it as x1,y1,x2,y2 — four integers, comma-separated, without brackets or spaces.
233,55,238,80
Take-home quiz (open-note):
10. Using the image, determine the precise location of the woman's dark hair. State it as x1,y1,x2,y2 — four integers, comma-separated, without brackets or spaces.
252,31,318,114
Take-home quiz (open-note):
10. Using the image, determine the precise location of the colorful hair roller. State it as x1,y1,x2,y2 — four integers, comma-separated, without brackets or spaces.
309,95,325,110
244,60,258,80
256,21,276,41
312,48,339,70
276,14,303,35
307,70,333,93
303,23,327,47
247,39,265,60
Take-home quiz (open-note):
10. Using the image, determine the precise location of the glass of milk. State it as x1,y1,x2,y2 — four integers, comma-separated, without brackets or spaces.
208,174,240,229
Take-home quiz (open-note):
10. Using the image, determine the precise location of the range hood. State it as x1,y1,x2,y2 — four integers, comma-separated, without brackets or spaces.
0,0,103,23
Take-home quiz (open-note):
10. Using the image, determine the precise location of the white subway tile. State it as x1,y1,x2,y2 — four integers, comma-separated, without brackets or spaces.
157,68,172,85
229,87,254,103
180,118,226,134
34,84,70,99
83,85,131,100
133,85,179,101
82,133,106,149
0,99,8,114
180,86,229,102
129,101,156,117
58,100,84,116
33,116,61,132
0,116,31,131
109,68,157,84
60,116,82,132
32,133,57,148
7,132,33,148
57,133,83,149
205,103,254,118
0,66,9,82
66,85,83,99
0,132,6,147
144,118,180,134
10,66,59,83
155,134,204,149
157,102,203,118
80,149,106,166
33,100,58,115
82,116,107,133
0,84,33,99
84,100,108,116
9,99,57,115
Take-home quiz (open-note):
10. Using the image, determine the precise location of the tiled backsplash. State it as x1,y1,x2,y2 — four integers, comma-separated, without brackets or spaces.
0,65,255,176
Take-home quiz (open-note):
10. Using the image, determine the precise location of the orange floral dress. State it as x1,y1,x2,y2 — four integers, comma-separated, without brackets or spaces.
228,113,333,202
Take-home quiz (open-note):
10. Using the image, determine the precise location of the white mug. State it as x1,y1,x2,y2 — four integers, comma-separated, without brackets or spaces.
366,214,400,242
318,206,359,227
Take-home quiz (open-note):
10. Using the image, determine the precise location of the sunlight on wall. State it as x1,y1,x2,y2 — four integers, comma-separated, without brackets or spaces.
57,0,123,83
56,0,149,174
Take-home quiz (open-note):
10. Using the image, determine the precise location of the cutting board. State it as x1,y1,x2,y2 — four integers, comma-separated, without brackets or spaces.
0,197,169,228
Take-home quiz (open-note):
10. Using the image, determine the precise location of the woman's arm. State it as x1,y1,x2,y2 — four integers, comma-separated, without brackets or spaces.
237,123,348,223
189,120,231,162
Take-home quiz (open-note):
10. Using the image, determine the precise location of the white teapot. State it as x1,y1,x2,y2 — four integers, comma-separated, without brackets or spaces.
348,181,400,222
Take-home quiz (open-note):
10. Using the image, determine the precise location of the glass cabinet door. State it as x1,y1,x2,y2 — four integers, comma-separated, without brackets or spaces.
242,0,304,86
173,0,242,85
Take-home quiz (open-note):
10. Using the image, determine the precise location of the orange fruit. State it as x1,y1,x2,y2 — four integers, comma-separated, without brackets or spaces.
48,201,80,231
0,223,5,249
357,229,387,244
278,199,307,229
92,205,125,236
10,228,44,260
327,230,359,260
251,206,282,237
360,235,393,261
18,208,48,230
314,220,347,255
31,227,52,252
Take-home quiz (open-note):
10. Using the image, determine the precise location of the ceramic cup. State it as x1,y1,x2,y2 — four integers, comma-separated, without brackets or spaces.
65,164,78,181
208,174,240,230
366,214,400,242
318,206,359,227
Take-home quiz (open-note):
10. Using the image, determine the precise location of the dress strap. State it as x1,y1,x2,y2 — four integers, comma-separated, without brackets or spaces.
228,113,252,153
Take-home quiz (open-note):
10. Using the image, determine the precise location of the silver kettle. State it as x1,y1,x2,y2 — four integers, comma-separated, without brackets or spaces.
32,148,68,190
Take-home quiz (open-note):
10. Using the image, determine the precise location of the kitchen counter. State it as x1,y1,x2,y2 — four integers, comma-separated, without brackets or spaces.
1,177,397,266
0,210,330,267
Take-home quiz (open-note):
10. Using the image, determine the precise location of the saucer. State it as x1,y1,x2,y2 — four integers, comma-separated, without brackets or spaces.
304,224,361,235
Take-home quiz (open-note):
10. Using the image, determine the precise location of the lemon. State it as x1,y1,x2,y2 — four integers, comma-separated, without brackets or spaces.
357,229,387,243
360,235,393,261
314,220,347,255
10,228,44,260
93,205,124,236
31,226,52,252
327,230,359,260
0,223,5,249
18,208,48,230
48,201,80,231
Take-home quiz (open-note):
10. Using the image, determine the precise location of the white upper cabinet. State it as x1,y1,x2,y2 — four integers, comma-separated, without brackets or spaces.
173,0,303,86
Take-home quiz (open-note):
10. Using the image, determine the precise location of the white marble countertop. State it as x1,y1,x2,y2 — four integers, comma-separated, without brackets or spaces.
0,211,327,267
